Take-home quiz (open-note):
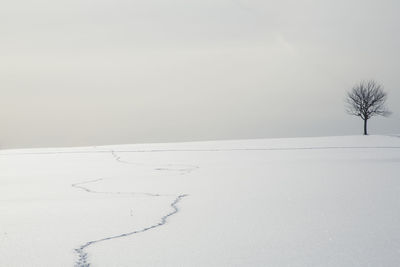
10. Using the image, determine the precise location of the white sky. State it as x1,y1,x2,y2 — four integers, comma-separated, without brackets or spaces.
1,0,399,148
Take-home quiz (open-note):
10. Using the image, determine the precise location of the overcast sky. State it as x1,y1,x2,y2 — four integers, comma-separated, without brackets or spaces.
1,0,399,148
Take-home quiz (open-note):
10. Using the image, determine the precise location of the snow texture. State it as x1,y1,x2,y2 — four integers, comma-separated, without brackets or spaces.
1,135,400,266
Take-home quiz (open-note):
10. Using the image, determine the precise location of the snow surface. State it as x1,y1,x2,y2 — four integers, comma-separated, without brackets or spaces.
1,135,400,267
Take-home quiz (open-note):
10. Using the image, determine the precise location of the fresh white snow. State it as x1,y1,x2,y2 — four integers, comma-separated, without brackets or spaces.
1,135,400,266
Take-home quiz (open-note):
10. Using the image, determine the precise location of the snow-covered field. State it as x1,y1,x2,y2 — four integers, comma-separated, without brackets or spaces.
1,135,400,267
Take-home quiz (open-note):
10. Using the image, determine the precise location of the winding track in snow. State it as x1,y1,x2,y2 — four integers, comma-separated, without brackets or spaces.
109,149,199,174
72,179,187,267
71,151,190,267
3,143,400,266
72,178,174,197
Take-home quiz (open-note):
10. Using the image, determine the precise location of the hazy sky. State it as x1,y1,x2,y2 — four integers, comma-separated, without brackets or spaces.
1,0,399,148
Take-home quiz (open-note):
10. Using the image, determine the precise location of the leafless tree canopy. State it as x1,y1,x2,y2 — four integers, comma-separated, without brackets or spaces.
346,80,390,135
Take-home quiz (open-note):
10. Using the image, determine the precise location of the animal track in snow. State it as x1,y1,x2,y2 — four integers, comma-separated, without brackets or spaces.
72,150,191,267
72,179,187,267
109,149,199,175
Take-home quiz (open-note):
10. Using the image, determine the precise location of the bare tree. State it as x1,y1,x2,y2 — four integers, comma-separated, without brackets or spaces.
346,80,390,135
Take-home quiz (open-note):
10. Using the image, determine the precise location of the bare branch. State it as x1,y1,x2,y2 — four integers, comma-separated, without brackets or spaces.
345,80,390,135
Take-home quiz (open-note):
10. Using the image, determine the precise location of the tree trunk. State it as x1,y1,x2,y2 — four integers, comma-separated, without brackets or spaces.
363,119,368,135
